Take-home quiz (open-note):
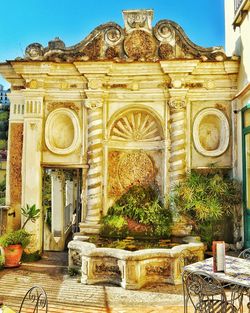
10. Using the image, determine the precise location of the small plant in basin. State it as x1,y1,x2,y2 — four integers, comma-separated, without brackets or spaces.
0,204,40,268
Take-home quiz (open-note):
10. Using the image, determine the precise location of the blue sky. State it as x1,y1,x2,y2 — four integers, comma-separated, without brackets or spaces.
0,0,225,88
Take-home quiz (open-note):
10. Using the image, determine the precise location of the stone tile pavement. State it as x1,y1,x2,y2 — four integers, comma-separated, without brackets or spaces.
0,252,247,313
0,262,186,313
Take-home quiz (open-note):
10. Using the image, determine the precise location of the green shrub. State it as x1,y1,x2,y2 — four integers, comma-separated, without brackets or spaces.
101,185,172,238
100,215,128,237
0,254,4,270
21,250,41,262
0,139,7,149
0,111,9,121
171,170,242,247
68,267,80,276
0,229,31,248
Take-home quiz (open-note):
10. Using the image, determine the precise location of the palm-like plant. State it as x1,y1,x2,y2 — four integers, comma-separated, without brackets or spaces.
21,204,40,229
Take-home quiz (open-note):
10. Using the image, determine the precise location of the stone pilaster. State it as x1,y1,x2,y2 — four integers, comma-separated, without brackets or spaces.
22,95,44,251
168,96,187,186
80,98,104,233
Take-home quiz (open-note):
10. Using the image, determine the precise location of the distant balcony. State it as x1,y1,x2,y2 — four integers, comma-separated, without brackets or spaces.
233,0,250,27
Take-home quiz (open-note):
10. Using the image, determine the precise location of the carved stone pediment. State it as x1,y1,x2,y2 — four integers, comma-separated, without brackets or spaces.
24,9,227,62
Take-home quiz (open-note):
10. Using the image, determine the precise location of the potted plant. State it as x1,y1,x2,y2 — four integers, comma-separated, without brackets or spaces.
0,204,40,267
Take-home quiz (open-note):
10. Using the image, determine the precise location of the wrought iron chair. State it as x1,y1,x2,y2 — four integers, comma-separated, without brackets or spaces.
238,248,250,260
18,286,48,313
182,271,240,313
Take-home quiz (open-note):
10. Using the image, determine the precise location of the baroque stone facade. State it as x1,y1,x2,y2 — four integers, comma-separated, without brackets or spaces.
0,9,239,251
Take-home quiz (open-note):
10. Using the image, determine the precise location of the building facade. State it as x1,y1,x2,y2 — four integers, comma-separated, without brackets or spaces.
0,10,240,251
225,0,250,248
0,84,10,106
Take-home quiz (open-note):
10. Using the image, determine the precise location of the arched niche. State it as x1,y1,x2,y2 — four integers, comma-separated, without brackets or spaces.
45,108,81,155
106,107,165,200
108,107,164,143
193,108,230,157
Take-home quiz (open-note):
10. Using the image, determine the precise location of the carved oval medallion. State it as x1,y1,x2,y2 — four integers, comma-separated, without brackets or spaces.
45,108,81,155
118,151,155,189
193,108,229,157
124,30,156,59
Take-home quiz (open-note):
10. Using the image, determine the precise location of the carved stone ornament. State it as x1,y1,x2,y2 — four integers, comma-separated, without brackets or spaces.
124,30,156,59
104,27,123,46
154,21,175,45
45,108,81,155
117,151,155,190
168,99,186,111
193,108,230,157
22,10,227,62
85,99,103,110
25,43,44,60
110,110,162,141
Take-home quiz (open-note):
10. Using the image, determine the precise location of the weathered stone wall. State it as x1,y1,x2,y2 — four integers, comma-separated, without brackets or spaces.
9,123,23,206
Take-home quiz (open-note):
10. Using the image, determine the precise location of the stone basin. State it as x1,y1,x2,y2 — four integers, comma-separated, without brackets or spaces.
68,240,204,290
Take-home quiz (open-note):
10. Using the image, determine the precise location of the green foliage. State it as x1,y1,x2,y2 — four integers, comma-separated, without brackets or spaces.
68,267,80,276
172,171,241,222
0,121,8,131
101,185,172,238
0,139,7,149
100,215,128,237
171,171,242,247
21,250,41,262
0,229,31,248
0,197,5,205
0,131,8,140
0,111,9,121
21,204,40,229
0,254,4,270
0,177,6,192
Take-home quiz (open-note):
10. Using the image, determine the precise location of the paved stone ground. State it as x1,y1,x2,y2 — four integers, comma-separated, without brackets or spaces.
0,252,187,313
0,252,247,313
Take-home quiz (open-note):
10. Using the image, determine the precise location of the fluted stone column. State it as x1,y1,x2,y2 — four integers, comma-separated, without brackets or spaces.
81,99,103,233
168,98,187,186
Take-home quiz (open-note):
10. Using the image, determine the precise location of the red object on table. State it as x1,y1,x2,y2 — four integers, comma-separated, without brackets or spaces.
212,241,226,272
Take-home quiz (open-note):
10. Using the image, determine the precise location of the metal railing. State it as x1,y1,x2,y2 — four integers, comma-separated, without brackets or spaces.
235,0,244,13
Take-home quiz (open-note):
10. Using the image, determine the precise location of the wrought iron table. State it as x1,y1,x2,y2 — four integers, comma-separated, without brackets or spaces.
183,256,250,312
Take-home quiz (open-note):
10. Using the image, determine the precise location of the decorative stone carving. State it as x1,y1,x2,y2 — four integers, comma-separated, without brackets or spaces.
117,151,155,190
110,110,162,141
23,10,226,62
45,108,81,155
25,43,44,60
168,99,186,111
124,30,156,60
123,9,153,31
85,99,103,110
158,43,174,59
154,22,175,45
193,108,230,157
48,37,66,50
145,263,171,276
47,102,80,112
104,27,122,45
